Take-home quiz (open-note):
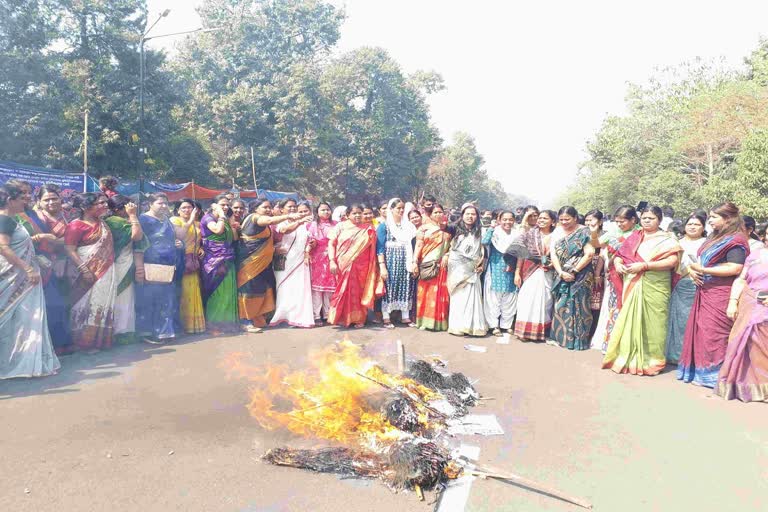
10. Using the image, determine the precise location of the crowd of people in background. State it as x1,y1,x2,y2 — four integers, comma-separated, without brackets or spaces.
2,177,767,404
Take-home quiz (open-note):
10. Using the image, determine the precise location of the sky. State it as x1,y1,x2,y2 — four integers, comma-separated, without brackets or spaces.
147,0,768,206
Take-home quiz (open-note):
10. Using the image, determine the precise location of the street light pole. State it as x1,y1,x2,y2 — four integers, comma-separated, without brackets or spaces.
138,9,170,194
137,14,223,195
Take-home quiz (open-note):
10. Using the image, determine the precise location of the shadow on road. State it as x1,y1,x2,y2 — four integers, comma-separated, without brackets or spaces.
0,334,212,400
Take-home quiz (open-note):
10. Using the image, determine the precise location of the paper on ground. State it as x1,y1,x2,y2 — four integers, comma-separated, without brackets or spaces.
447,414,504,436
463,344,487,353
437,445,479,512
496,334,510,345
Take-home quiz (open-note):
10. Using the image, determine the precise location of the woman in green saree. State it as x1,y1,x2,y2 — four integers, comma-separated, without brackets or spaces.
201,194,239,334
104,195,146,344
602,205,681,375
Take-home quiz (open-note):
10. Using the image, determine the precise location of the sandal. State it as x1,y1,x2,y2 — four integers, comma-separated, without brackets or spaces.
241,325,263,334
492,328,502,336
353,323,365,329
383,322,395,329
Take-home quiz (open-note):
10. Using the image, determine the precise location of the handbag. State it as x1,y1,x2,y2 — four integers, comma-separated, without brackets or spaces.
273,232,296,272
418,259,440,280
273,253,287,271
144,263,175,283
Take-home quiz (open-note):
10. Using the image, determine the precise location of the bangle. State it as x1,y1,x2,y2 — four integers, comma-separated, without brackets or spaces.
24,266,35,274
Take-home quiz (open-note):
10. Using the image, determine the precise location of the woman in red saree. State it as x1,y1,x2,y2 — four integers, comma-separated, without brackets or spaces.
413,204,451,331
678,202,749,388
63,193,117,351
327,204,382,328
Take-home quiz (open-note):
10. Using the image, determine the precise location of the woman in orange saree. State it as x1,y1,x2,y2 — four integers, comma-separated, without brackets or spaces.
236,198,305,333
327,204,381,328
413,204,451,331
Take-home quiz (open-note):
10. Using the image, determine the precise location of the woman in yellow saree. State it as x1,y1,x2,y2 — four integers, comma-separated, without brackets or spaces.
602,205,681,375
327,204,382,328
171,199,205,334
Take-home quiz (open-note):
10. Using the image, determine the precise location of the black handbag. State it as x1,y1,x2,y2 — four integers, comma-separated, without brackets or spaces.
418,259,440,280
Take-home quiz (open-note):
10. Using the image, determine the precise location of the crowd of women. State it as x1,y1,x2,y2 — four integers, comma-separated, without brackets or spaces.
1,178,767,404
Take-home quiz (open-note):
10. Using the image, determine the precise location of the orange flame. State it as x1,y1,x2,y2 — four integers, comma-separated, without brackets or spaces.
222,341,441,450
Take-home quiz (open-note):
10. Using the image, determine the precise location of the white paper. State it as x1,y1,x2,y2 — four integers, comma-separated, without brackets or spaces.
463,344,487,353
437,446,480,512
447,414,505,436
496,334,510,345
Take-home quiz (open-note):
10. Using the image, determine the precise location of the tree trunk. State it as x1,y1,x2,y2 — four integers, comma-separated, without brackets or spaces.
707,143,714,179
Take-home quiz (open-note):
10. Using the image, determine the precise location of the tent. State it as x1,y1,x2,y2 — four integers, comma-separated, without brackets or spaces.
115,180,298,203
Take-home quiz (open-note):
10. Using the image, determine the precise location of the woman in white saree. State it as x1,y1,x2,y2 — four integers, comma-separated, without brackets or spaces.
270,202,315,327
446,203,488,337
0,182,60,379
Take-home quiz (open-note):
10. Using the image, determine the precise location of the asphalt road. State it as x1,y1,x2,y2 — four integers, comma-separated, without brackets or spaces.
2,325,767,512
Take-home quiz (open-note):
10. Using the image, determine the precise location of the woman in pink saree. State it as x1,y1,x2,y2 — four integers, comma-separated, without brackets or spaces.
716,245,768,402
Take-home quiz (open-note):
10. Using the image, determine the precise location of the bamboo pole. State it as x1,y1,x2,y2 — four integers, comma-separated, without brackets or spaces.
83,110,89,192
251,146,258,193
467,467,592,509
396,340,405,374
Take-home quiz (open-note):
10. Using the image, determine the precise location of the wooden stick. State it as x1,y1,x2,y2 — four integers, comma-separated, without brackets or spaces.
414,484,424,501
468,468,592,509
396,340,405,374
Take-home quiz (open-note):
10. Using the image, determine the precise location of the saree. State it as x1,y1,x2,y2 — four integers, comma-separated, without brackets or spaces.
16,209,72,353
602,230,681,375
170,217,205,334
447,232,487,336
104,216,140,344
716,247,768,402
591,224,642,351
513,228,554,341
136,214,179,340
307,220,337,293
201,213,238,331
65,219,117,350
327,220,380,327
0,221,61,378
664,237,706,364
236,214,275,328
678,233,749,387
551,226,594,350
270,222,314,328
415,223,451,331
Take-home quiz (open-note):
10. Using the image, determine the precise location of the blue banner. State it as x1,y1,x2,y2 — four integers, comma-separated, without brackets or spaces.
0,161,99,198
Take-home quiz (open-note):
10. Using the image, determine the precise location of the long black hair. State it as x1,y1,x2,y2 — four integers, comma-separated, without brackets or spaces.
453,203,481,238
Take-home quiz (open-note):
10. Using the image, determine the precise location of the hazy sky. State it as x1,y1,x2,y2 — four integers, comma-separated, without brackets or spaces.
147,0,768,206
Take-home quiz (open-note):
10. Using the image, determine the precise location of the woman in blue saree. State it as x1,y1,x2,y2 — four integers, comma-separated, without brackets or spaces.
550,206,595,350
136,193,182,344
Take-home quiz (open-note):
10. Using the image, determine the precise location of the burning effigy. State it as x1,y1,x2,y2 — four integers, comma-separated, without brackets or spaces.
223,340,592,509
223,341,477,493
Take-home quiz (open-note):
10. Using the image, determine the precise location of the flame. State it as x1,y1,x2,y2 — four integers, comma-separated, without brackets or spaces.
222,341,442,450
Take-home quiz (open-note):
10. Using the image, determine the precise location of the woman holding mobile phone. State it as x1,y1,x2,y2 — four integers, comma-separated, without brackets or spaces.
664,212,707,364
678,202,749,388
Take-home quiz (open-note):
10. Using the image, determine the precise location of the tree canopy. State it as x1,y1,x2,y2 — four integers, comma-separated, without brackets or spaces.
561,40,768,219
0,0,519,207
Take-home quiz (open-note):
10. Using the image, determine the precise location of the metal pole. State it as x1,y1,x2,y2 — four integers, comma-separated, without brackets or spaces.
250,146,257,192
138,36,145,195
83,109,89,192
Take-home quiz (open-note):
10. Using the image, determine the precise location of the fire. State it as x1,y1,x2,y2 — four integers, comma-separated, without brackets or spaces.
222,340,442,450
